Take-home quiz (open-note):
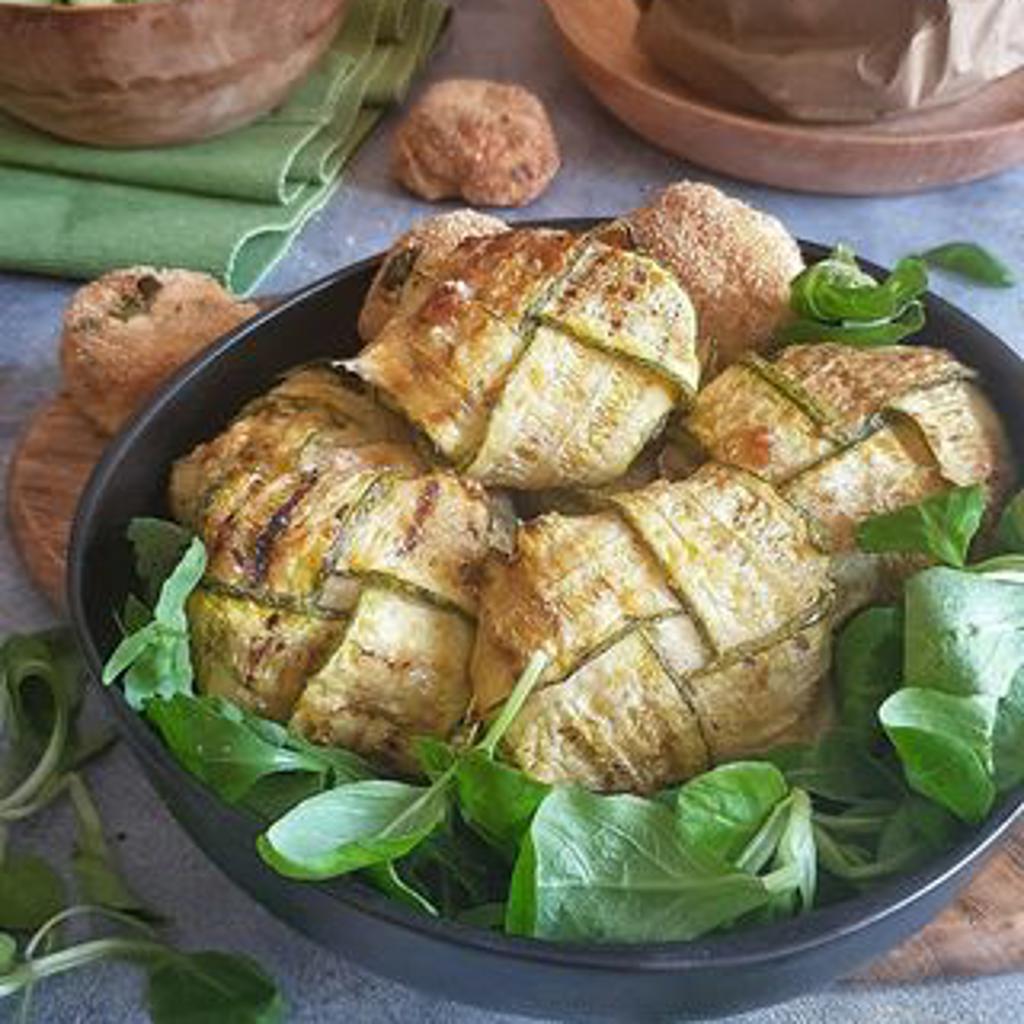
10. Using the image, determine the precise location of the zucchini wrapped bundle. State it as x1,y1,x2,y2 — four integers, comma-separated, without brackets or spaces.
170,366,510,771
471,463,834,792
349,227,701,490
686,344,1014,611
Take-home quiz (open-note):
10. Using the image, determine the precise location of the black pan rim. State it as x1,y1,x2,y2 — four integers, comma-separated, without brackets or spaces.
67,219,1024,973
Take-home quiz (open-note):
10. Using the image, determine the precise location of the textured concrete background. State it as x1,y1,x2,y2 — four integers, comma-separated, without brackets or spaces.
2,0,1023,1020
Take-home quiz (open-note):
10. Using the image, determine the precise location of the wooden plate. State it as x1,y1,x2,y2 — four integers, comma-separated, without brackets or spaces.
546,0,1024,195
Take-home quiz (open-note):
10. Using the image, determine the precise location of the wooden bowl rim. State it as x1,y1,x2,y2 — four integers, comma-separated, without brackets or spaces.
546,0,1024,148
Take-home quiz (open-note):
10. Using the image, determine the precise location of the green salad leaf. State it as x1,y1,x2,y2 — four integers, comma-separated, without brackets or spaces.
505,787,779,942
879,688,998,823
993,670,1024,792
145,694,365,803
127,517,193,606
835,606,904,742
919,242,1016,288
855,485,985,568
997,490,1024,554
674,762,788,864
455,751,549,860
257,779,450,881
780,246,928,348
102,537,206,709
904,566,1024,698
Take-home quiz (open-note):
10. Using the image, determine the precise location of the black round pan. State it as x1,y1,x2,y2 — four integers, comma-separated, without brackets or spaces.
67,224,1024,1022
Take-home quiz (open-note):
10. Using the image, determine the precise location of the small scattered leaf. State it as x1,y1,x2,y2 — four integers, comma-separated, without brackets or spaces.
146,950,284,1024
0,854,65,931
920,242,1015,288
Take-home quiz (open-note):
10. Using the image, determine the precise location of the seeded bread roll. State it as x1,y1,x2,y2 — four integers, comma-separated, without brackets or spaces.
61,267,258,435
359,209,508,342
599,182,804,374
393,79,561,207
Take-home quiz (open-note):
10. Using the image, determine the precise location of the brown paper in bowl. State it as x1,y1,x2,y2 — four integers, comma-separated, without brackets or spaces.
635,0,1024,123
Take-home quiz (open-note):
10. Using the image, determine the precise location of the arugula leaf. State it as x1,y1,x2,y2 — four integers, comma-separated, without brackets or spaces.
904,566,1024,699
257,779,450,881
780,246,928,347
675,762,788,865
102,537,206,709
145,695,338,803
880,687,998,823
506,787,775,942
835,606,904,741
997,490,1024,554
856,485,986,568
146,950,284,1024
454,751,549,860
920,242,1015,288
126,518,193,605
0,854,64,931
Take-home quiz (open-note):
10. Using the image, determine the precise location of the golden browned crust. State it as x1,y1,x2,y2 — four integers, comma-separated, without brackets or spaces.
392,79,561,207
358,209,509,342
61,267,258,435
618,182,804,372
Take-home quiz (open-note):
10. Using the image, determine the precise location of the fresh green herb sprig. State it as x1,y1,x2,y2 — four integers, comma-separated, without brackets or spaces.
778,245,928,348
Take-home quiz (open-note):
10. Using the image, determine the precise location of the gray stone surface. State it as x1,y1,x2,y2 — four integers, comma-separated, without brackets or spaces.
2,0,1023,1020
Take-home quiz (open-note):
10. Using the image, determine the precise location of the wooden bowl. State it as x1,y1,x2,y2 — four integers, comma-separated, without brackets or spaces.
546,0,1024,195
0,0,352,147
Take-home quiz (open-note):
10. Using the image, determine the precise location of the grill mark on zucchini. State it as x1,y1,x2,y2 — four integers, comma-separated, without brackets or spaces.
246,471,320,588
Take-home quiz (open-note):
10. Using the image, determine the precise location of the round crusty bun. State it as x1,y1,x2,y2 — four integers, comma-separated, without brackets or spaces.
620,182,804,373
61,267,258,435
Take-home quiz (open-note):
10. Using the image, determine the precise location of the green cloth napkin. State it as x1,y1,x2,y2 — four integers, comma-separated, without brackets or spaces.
0,0,447,295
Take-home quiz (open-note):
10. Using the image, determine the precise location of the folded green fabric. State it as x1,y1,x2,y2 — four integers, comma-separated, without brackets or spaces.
0,0,447,294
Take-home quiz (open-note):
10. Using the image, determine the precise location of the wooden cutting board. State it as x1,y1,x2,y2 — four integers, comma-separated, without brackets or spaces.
7,393,1024,983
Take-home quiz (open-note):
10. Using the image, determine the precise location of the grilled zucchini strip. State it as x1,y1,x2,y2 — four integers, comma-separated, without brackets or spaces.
350,227,700,489
475,466,833,793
